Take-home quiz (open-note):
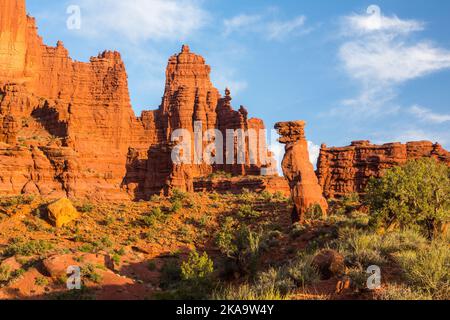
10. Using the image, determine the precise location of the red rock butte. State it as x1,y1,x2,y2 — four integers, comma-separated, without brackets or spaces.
0,0,274,200
317,140,450,198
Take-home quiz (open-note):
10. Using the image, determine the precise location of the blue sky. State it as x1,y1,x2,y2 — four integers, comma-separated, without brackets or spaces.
27,0,450,162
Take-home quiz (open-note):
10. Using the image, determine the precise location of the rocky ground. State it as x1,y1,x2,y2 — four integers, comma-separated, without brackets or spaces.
1,190,445,300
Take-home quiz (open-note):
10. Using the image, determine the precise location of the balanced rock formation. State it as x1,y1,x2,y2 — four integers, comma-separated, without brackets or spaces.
317,140,450,198
275,121,328,223
0,0,272,200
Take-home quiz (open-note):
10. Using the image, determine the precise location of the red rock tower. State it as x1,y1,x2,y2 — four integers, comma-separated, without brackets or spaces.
275,121,328,223
0,0,28,80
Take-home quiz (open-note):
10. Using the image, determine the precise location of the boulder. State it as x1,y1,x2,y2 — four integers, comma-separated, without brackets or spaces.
47,198,80,228
312,249,346,280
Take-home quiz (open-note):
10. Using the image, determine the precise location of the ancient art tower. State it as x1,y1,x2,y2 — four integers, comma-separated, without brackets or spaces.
275,121,328,223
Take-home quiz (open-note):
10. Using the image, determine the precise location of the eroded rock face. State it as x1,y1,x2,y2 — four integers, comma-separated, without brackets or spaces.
124,45,272,198
275,121,328,223
317,140,450,198
0,1,272,200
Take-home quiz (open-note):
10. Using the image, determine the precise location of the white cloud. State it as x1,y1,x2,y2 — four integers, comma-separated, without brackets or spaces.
307,141,321,168
344,6,424,35
223,11,309,41
77,0,209,42
267,16,308,40
335,6,450,117
409,105,450,124
340,39,450,84
223,14,262,36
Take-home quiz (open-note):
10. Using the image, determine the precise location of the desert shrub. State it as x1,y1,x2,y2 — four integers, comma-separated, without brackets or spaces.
379,284,433,300
305,204,325,221
290,223,308,239
0,265,12,282
170,189,188,203
366,158,450,239
213,283,283,301
0,195,34,207
208,171,233,180
35,276,50,287
81,264,103,284
394,241,450,299
238,189,256,203
169,200,183,214
283,253,321,288
181,250,214,281
3,239,53,257
237,204,261,219
140,207,165,227
216,217,238,257
233,225,263,276
213,252,320,300
159,259,182,290
77,203,94,213
158,251,215,300
216,219,263,276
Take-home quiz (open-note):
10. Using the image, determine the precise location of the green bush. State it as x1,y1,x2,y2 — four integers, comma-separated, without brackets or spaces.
78,203,94,213
213,283,283,300
3,239,53,257
140,207,165,227
394,241,449,299
181,250,214,281
170,200,183,214
0,265,12,282
379,284,433,300
216,217,238,257
237,204,261,219
366,158,450,239
305,204,325,221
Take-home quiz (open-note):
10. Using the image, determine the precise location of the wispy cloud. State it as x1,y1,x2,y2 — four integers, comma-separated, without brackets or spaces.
223,14,263,36
76,0,209,43
409,105,450,124
334,5,450,117
223,10,310,41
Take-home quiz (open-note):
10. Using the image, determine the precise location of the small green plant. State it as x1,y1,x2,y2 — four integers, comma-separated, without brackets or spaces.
215,217,238,257
181,250,214,281
77,203,94,213
170,189,188,203
170,200,183,214
379,284,433,300
305,204,325,221
81,264,103,284
394,241,449,299
35,276,50,287
237,204,261,219
3,239,53,257
0,265,12,282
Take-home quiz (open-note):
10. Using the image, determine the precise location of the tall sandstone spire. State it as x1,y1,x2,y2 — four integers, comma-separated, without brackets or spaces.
0,0,272,200
0,0,28,80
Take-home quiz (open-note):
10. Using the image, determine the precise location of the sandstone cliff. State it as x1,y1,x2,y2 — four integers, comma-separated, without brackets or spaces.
0,0,271,200
317,140,450,198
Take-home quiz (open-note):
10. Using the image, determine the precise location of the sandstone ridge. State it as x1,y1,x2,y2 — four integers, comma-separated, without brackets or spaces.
317,140,450,198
